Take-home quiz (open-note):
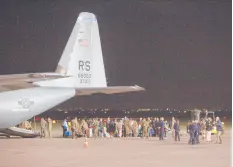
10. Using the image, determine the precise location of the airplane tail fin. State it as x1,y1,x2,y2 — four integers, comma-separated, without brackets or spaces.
36,12,107,88
34,12,145,95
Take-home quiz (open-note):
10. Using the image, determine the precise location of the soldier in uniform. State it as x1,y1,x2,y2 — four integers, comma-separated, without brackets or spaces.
47,117,53,138
83,119,89,137
142,118,149,139
132,120,138,137
40,117,47,138
93,118,99,138
79,119,85,137
129,118,134,137
116,120,122,137
71,117,78,139
124,118,130,137
141,118,146,138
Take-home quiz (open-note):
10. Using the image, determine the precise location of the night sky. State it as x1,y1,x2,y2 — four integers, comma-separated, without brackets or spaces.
0,0,231,109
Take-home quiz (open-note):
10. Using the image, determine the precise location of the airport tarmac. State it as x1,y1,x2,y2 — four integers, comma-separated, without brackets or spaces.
0,130,231,167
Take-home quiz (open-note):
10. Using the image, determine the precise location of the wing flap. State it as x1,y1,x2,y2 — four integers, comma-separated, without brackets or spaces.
75,85,145,96
0,73,69,92
0,73,69,85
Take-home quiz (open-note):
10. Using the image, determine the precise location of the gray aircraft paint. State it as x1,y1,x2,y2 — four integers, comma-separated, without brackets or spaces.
0,87,75,129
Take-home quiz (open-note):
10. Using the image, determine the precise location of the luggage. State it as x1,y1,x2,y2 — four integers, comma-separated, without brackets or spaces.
65,131,72,137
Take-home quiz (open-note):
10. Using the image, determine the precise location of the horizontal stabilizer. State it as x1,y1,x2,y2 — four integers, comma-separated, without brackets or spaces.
75,85,145,96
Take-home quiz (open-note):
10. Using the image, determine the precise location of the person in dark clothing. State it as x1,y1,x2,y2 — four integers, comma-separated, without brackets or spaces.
122,123,126,137
195,120,200,144
106,117,110,133
152,118,157,137
174,120,180,142
156,118,160,137
187,121,191,144
109,120,115,135
98,118,103,137
159,117,165,140
189,121,196,145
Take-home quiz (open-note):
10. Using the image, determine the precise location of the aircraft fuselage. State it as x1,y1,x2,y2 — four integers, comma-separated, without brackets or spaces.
0,87,75,129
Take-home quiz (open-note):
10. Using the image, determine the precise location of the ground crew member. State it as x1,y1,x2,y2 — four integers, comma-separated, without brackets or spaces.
40,117,47,138
216,117,223,144
174,120,180,142
47,117,52,138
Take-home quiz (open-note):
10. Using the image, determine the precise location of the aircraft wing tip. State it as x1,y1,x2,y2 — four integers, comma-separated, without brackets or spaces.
133,85,146,91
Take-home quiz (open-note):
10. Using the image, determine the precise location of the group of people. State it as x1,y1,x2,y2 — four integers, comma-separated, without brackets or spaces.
40,117,53,138
61,116,182,140
187,116,224,145
44,115,224,145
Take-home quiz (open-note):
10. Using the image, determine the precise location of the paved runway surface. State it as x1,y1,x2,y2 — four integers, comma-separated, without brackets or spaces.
0,131,231,167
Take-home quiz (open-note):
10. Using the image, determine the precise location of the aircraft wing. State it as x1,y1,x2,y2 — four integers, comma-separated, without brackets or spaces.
75,85,145,96
0,73,145,95
0,73,69,92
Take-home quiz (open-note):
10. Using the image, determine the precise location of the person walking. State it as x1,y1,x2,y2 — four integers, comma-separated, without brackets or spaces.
215,117,223,144
174,120,180,142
